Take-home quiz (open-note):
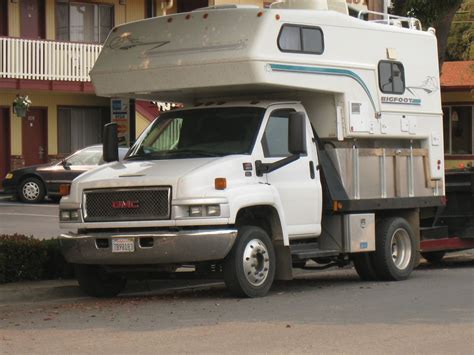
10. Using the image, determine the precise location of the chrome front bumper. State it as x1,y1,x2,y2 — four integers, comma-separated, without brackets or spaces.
60,228,238,265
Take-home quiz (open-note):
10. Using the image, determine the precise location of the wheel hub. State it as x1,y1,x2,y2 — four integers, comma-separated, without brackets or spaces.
390,228,412,270
242,238,270,287
23,182,40,200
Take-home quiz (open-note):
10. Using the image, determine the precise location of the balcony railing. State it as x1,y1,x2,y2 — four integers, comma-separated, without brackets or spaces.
0,37,102,82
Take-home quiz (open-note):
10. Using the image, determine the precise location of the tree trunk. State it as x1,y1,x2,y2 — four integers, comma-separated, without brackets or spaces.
434,4,461,71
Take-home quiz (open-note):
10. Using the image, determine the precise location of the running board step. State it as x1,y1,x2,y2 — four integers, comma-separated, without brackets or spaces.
290,242,340,260
420,226,449,240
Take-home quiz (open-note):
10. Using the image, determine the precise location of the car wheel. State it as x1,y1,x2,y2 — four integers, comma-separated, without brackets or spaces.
371,217,416,281
223,226,275,298
75,265,126,298
18,177,46,203
421,251,446,264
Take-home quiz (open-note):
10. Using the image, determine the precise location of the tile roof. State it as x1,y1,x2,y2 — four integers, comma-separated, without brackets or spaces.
440,61,474,89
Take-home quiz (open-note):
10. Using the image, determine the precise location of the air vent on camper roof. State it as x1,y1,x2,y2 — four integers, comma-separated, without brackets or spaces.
271,0,349,15
193,5,259,11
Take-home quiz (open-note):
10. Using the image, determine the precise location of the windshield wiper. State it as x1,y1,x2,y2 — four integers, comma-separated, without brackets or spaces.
126,149,223,160
165,149,223,157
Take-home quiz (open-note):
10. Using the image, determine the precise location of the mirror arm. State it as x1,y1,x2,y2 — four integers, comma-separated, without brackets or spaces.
255,154,300,177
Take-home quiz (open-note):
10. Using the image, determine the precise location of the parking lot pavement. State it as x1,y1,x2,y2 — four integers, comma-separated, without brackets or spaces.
0,256,473,354
0,199,60,239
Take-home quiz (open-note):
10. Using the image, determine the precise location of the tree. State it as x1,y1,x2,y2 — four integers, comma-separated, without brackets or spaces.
446,0,474,61
391,0,464,70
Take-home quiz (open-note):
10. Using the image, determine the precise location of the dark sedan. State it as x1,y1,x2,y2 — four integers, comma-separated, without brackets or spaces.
2,145,128,203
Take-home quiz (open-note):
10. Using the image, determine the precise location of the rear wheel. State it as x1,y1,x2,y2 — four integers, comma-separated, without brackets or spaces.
371,217,416,281
224,226,275,298
75,265,126,298
18,177,45,203
421,251,446,264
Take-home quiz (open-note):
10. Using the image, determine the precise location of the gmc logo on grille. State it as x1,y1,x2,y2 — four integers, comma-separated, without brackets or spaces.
111,200,140,209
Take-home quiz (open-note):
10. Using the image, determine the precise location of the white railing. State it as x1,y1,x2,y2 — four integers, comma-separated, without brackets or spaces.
0,37,102,82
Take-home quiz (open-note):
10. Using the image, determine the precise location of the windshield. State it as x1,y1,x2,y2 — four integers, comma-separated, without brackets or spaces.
127,107,265,160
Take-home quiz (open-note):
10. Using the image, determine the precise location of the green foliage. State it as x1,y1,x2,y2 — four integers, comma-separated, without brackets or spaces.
392,0,464,26
0,234,73,284
446,0,474,60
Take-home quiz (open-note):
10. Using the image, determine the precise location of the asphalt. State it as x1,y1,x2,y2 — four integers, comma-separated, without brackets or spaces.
1,252,472,305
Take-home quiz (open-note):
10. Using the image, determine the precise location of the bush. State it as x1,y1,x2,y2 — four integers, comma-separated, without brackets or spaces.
0,234,73,284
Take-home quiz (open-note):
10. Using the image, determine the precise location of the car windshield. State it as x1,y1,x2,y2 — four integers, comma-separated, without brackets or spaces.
127,107,265,160
66,147,103,166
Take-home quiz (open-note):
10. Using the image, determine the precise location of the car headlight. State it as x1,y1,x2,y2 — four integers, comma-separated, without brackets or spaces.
4,173,13,180
188,205,221,218
60,209,81,222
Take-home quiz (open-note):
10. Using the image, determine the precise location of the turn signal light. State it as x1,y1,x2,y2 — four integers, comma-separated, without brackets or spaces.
332,200,343,212
59,184,71,196
215,178,227,190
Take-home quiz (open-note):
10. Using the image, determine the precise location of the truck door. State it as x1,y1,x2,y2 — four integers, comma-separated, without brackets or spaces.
259,106,322,239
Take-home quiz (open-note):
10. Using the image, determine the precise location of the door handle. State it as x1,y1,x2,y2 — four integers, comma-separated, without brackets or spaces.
309,161,315,179
39,146,45,160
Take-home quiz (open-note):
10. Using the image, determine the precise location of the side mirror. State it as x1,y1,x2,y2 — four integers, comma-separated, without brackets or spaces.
61,160,71,170
103,123,119,163
288,112,307,155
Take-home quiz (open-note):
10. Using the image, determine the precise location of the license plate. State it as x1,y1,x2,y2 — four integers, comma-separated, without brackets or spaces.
112,238,135,253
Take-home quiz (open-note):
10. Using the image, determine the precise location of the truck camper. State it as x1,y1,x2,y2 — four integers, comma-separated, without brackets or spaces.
59,0,468,298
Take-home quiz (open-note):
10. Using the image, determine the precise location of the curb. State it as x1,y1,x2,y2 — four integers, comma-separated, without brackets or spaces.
0,278,224,304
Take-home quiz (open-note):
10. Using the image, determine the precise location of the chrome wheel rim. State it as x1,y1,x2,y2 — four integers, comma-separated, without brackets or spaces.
391,228,412,270
22,182,40,201
242,239,270,287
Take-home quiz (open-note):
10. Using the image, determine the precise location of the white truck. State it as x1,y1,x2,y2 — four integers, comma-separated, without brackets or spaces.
59,0,446,298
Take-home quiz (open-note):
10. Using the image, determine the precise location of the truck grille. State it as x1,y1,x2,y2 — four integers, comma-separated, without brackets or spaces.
83,187,171,222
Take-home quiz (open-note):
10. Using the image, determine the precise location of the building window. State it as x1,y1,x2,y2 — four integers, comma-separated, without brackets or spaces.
56,1,114,43
379,61,405,94
58,107,109,154
261,109,295,157
443,105,473,155
278,25,324,54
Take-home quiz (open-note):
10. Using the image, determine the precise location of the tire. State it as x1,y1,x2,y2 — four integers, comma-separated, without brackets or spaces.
18,177,46,203
352,252,379,281
371,217,416,281
224,226,276,298
75,265,127,298
421,251,446,264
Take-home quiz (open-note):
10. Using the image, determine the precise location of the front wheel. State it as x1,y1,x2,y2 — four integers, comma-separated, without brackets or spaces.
371,217,416,281
18,177,45,203
75,265,127,298
224,226,275,298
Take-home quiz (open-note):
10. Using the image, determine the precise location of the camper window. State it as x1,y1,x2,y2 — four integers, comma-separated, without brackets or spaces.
278,25,324,54
378,61,405,95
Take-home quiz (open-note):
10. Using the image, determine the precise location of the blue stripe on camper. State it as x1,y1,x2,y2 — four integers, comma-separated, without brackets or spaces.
269,63,377,111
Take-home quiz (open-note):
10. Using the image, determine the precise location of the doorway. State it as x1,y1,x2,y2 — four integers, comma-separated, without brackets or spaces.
22,108,47,166
20,0,45,39
0,0,7,36
177,0,208,13
0,108,10,179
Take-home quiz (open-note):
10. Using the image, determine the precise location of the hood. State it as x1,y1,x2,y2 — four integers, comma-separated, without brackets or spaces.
69,157,218,193
66,155,259,204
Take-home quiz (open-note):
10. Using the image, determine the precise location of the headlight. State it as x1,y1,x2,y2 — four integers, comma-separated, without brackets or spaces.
4,173,13,180
60,209,81,222
187,205,221,218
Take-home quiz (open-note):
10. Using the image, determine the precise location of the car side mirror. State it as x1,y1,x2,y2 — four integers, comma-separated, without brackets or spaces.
288,112,307,155
61,160,71,170
103,123,119,163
